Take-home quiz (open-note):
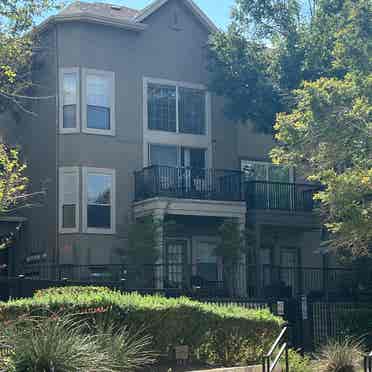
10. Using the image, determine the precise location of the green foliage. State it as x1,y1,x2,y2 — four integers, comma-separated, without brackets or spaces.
281,349,312,372
94,320,157,371
0,286,284,367
272,73,371,255
0,314,116,372
314,337,364,372
339,308,372,348
0,0,61,113
0,144,28,216
124,216,161,265
216,219,245,296
207,29,283,133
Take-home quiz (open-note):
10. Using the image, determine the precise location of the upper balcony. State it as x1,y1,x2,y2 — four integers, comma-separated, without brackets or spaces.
134,166,244,203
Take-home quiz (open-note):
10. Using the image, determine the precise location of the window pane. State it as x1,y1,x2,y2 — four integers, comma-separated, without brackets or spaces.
148,84,176,132
87,205,111,228
63,73,77,105
63,105,76,129
62,73,77,129
87,105,110,130
62,205,76,228
87,174,111,205
87,74,110,107
179,88,205,135
149,145,178,167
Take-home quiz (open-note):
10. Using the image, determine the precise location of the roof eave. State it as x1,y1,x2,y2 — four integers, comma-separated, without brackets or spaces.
36,13,148,34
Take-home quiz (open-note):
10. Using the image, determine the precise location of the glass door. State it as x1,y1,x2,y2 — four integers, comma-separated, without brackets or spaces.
181,147,206,195
165,240,187,289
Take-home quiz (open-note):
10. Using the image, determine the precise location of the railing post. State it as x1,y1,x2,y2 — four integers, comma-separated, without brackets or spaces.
285,345,289,372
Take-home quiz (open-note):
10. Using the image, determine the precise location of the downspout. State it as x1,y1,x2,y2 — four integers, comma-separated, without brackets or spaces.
54,23,60,268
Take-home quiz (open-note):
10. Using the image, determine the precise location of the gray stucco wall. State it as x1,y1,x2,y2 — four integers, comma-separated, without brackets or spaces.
7,0,323,270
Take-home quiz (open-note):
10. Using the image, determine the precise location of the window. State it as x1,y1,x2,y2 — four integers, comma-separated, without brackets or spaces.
146,79,207,135
241,160,293,183
59,167,79,233
83,168,115,234
149,144,206,168
60,68,79,132
83,69,115,135
179,88,205,134
148,84,176,132
149,144,178,167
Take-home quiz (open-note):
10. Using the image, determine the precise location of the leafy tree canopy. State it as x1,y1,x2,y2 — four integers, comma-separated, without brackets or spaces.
0,0,60,114
209,0,371,256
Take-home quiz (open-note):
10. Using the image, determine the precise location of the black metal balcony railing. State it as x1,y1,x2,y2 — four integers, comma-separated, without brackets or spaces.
134,166,244,202
245,181,318,212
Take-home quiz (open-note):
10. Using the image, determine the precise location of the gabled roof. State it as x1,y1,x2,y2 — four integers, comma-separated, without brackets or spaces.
134,0,219,33
36,0,219,34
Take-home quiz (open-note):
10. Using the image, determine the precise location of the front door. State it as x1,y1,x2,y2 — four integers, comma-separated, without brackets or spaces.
165,240,187,289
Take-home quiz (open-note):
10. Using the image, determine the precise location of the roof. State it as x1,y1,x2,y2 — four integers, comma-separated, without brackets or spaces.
37,0,219,33
59,2,140,22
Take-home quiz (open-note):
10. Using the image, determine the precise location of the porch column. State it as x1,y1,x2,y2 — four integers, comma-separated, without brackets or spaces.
153,210,165,290
237,216,247,297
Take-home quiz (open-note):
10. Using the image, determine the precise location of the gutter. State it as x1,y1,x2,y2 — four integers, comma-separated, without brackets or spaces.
36,13,148,34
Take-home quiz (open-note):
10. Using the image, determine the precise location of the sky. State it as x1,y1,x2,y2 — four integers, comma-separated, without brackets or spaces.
101,0,235,29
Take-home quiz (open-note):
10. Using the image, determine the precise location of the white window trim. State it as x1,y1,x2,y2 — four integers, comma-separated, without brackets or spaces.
143,77,209,135
241,160,295,183
59,167,80,233
59,68,80,134
82,167,116,234
143,77,212,169
82,68,115,136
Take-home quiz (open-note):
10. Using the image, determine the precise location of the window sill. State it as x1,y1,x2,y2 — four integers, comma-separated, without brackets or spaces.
82,128,115,136
84,228,116,235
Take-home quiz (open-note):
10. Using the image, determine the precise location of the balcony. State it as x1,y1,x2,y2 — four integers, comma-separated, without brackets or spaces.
134,166,244,202
245,181,319,212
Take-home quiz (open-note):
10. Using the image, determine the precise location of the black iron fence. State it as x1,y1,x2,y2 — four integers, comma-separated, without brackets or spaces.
16,262,248,298
134,166,244,202
262,265,356,298
245,181,319,212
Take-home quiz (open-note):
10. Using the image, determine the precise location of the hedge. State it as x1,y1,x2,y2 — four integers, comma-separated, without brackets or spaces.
0,286,284,366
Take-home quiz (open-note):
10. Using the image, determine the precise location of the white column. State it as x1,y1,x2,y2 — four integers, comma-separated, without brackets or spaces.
153,210,165,290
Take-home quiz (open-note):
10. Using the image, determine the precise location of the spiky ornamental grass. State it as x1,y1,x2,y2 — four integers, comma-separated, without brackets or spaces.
95,320,158,371
314,337,364,372
1,314,118,372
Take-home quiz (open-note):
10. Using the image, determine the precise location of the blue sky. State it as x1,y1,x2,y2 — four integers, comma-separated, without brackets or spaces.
103,0,235,29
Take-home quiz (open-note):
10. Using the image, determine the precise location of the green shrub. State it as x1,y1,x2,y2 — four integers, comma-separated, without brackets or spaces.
0,286,283,367
281,349,312,372
314,337,364,372
339,308,372,347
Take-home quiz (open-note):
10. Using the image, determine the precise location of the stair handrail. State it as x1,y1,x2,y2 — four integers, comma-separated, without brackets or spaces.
263,326,289,372
364,351,372,372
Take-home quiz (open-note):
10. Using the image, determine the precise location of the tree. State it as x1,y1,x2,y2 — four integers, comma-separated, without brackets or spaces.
216,219,245,295
208,0,371,131
0,0,60,114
